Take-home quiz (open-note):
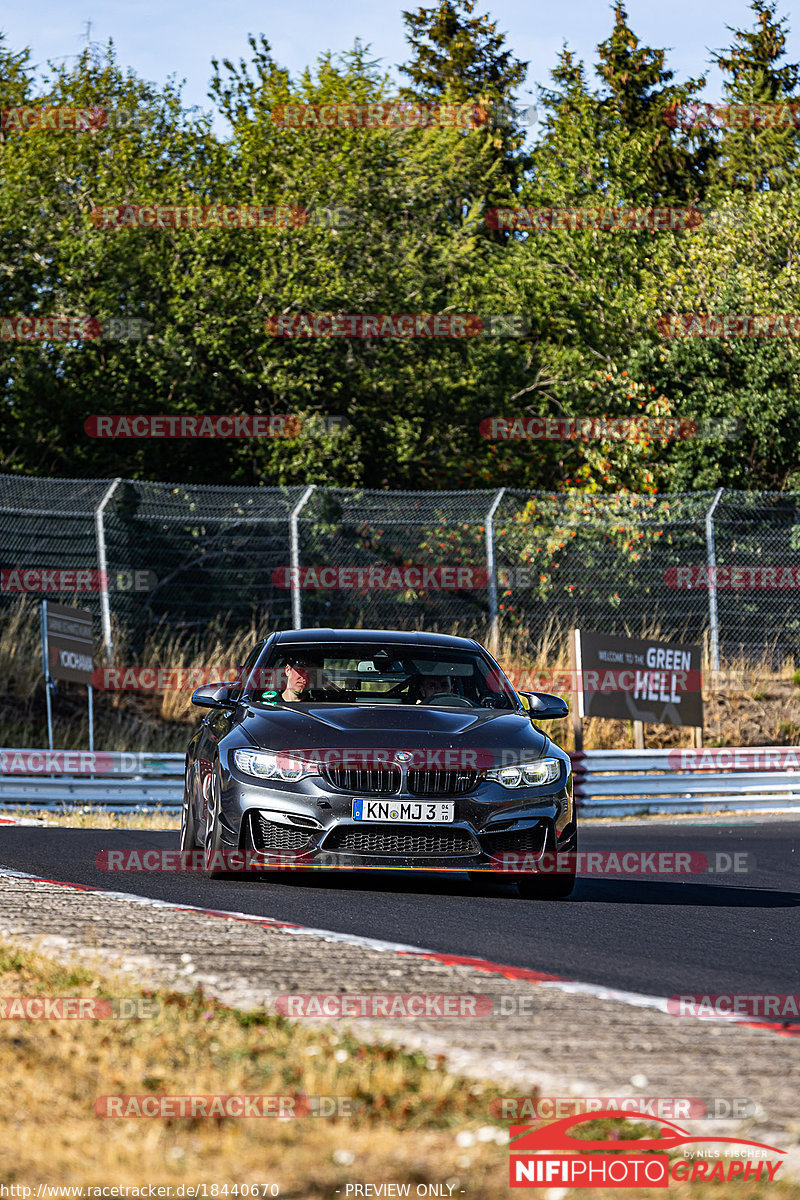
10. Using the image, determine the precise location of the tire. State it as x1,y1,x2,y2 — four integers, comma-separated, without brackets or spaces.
180,762,199,851
203,766,234,878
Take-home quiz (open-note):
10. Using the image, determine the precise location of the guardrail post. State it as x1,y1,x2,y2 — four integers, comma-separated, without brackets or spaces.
485,488,506,655
705,487,724,672
290,485,316,630
95,478,122,663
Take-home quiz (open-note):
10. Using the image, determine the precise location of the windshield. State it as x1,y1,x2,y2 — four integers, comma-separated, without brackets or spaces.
245,642,518,709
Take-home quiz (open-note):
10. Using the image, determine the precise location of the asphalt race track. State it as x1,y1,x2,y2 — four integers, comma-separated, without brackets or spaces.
1,816,798,1000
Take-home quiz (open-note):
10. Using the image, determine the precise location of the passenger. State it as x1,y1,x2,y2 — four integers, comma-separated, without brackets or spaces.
410,674,455,703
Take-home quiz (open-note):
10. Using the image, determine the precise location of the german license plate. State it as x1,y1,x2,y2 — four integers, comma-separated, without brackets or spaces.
352,800,455,823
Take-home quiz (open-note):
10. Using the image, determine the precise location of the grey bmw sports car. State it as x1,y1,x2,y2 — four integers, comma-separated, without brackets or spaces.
182,628,577,898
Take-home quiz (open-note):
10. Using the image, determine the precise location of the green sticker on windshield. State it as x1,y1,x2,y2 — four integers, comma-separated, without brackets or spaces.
261,690,278,699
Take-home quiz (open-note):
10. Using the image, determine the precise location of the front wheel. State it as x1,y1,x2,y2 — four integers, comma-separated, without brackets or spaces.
180,763,198,850
203,767,234,878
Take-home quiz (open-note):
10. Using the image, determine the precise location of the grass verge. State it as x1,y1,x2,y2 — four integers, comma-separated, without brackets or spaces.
0,939,794,1196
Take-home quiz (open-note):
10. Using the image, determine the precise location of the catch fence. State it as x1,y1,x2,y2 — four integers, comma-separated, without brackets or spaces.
1,474,799,664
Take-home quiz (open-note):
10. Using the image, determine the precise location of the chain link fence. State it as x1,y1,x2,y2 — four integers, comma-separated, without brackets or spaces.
2,473,800,664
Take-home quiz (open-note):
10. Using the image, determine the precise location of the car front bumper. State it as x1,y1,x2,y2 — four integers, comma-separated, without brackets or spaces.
218,765,577,873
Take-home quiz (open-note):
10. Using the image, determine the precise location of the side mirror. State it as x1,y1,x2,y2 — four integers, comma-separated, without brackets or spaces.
518,690,568,719
191,683,237,709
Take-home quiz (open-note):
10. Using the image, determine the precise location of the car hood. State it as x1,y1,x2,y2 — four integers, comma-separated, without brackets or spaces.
239,703,549,764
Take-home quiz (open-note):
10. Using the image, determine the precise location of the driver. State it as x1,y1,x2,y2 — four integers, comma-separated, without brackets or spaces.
281,655,315,702
281,654,345,702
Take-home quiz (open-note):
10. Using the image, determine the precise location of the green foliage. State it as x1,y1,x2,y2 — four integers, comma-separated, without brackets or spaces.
0,2,799,492
708,0,800,193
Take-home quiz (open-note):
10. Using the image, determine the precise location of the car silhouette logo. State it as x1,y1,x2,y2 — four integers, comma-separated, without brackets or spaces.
509,1110,785,1156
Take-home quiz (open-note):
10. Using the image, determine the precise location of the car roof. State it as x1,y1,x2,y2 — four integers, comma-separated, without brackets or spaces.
272,628,481,650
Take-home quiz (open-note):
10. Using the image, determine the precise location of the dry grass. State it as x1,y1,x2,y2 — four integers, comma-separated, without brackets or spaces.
0,598,256,752
0,938,794,1197
0,807,180,828
3,598,800,754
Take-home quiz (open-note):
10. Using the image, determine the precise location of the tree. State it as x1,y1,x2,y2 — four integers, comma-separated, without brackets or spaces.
594,3,714,203
0,42,218,480
400,0,530,210
400,0,526,100
646,188,800,490
708,0,800,193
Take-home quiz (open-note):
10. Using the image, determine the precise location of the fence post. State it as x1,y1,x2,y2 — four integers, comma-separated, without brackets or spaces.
95,478,122,663
485,488,506,655
705,487,724,672
40,600,54,752
290,485,316,630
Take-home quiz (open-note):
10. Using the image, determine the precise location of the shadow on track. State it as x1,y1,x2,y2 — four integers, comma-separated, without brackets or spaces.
244,869,800,908
570,877,800,906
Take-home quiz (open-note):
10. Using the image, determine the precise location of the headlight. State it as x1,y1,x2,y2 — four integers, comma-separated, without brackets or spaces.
232,748,318,783
484,757,562,788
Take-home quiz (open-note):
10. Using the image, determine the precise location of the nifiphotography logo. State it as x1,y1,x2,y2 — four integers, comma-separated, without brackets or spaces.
507,1109,785,1187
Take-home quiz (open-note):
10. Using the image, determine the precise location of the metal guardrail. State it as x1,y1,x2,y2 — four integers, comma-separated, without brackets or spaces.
0,747,799,816
572,748,800,816
0,750,184,811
